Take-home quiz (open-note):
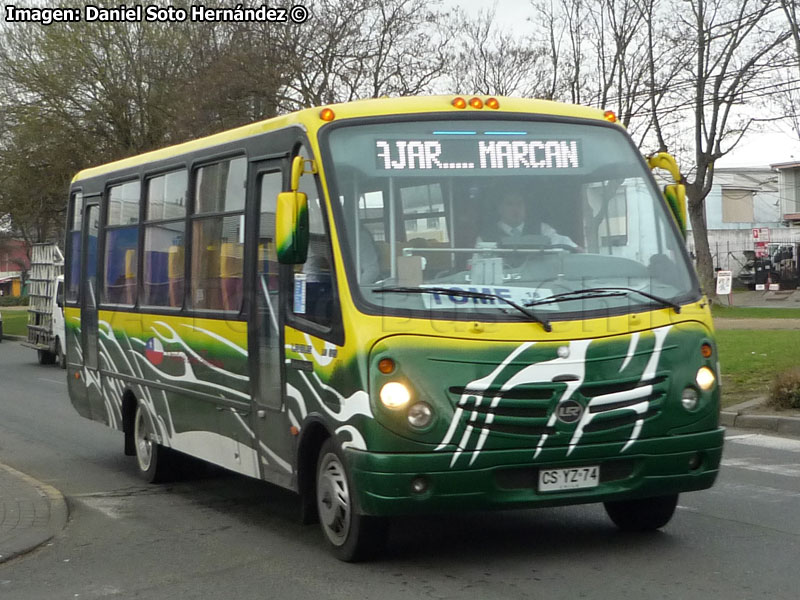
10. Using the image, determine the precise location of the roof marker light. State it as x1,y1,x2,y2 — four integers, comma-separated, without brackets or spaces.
486,97,500,109
469,97,484,109
452,97,467,109
604,110,618,123
319,108,335,121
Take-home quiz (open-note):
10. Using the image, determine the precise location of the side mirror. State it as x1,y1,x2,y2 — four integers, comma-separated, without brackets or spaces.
276,155,315,264
647,152,687,238
276,191,309,264
663,183,687,237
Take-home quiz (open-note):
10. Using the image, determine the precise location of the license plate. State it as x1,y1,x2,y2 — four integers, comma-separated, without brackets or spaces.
538,466,600,492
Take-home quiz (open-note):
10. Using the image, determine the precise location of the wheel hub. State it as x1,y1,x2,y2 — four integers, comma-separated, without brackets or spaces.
134,409,153,472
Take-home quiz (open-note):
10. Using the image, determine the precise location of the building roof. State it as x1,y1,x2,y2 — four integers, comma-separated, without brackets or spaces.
771,161,800,170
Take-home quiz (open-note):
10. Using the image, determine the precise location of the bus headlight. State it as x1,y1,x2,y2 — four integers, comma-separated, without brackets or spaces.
695,367,716,391
380,382,411,409
407,402,433,429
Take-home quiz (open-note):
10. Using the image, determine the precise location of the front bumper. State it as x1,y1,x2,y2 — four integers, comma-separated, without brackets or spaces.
349,428,724,516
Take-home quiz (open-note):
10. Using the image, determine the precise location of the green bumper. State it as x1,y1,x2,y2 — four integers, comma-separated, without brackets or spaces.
348,428,724,516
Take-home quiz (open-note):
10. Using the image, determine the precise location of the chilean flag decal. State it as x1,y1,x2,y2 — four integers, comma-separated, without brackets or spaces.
145,338,164,366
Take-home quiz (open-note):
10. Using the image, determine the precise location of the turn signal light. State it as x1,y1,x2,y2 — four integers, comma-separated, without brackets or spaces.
319,108,335,121
604,110,618,123
378,358,395,374
469,97,484,109
701,343,713,358
486,97,500,109
452,97,467,109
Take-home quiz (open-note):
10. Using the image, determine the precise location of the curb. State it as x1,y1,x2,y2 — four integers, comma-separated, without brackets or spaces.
0,463,68,564
720,410,800,436
0,335,26,342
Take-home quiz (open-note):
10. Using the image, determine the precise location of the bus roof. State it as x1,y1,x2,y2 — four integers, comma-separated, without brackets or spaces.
71,95,611,183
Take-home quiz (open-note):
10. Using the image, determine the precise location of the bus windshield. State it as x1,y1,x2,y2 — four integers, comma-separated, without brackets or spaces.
324,118,697,320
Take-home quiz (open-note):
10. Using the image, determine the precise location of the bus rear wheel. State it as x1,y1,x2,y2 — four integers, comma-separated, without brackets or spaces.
315,438,387,561
134,403,172,483
604,493,679,532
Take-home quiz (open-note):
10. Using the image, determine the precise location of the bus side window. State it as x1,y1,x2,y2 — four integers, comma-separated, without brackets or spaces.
292,148,335,327
67,191,83,303
190,157,246,312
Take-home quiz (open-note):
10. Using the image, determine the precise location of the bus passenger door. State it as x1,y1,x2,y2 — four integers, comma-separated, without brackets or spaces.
248,163,290,485
81,203,102,417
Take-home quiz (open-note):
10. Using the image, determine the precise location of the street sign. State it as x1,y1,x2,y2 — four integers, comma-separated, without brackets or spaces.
716,270,732,295
752,227,771,241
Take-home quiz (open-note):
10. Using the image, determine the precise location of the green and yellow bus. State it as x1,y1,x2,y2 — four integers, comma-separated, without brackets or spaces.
65,95,723,561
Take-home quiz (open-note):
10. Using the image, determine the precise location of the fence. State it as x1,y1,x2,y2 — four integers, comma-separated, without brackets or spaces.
686,231,800,287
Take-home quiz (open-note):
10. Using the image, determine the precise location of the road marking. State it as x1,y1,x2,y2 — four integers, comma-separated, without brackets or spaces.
722,457,800,478
37,377,67,385
725,433,800,453
707,480,800,503
77,497,125,520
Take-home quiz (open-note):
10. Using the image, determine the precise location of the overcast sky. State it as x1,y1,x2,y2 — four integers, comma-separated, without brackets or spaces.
441,0,800,168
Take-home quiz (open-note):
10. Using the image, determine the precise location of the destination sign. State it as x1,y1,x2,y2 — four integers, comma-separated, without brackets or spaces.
375,139,580,171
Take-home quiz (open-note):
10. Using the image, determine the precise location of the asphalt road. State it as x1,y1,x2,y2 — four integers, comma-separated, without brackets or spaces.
0,340,799,599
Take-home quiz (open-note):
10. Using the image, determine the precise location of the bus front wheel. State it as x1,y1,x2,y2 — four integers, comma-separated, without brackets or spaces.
315,438,388,561
134,403,172,483
604,493,679,531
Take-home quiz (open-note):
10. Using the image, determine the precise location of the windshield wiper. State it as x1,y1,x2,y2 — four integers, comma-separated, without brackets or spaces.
524,287,681,313
373,286,552,332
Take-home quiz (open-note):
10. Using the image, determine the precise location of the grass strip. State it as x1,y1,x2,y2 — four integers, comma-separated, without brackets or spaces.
716,329,797,407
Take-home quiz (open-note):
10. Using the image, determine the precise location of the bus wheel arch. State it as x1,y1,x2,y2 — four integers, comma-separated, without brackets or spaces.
296,419,330,525
122,390,137,456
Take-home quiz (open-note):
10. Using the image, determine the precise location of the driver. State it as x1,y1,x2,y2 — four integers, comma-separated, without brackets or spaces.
477,191,580,249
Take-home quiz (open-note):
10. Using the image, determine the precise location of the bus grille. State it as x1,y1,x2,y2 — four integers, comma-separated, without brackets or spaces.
447,375,666,440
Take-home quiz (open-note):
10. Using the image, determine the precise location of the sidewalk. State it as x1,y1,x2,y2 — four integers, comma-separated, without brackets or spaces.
720,398,800,437
0,462,67,564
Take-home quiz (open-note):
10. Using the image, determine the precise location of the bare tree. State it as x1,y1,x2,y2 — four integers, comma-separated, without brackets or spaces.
445,8,550,98
283,0,452,108
649,0,791,296
777,0,800,139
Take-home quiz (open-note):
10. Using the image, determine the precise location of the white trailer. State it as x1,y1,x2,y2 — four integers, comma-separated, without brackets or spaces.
24,243,66,367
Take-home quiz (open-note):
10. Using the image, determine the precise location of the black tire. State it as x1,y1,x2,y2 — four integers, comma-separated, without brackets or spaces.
55,339,66,369
38,349,56,365
604,494,679,532
316,438,388,562
133,403,172,483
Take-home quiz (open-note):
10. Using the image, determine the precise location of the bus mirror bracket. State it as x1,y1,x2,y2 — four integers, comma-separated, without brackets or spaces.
647,152,687,237
290,156,317,192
